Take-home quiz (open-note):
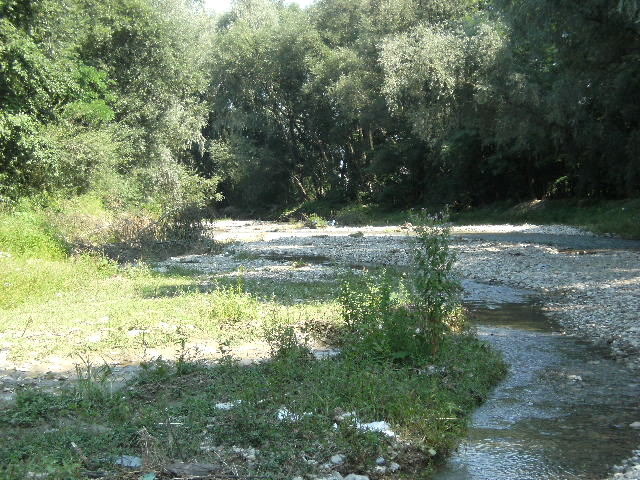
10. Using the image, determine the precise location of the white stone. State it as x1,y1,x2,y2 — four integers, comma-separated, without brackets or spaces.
356,421,396,437
330,454,346,465
215,400,242,410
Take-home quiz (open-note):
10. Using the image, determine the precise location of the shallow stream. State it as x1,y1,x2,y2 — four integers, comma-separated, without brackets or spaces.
434,281,640,479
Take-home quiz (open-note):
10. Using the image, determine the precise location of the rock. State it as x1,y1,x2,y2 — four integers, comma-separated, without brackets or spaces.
333,409,355,422
317,473,344,480
373,466,386,474
231,446,258,461
114,455,143,469
215,400,241,410
375,457,385,465
331,454,347,465
629,421,640,429
388,462,400,473
356,420,396,437
344,475,369,480
165,462,220,476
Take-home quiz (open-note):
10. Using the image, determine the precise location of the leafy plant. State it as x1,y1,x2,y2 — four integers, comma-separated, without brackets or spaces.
409,210,463,356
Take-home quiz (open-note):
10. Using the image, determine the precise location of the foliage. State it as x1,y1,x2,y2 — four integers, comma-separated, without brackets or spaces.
339,213,463,362
0,0,220,220
408,211,463,355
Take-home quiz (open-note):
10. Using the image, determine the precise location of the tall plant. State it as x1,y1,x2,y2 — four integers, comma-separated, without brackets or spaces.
409,210,462,356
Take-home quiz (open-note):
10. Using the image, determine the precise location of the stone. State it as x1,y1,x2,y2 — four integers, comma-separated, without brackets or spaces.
375,457,385,465
388,462,400,473
344,475,369,480
165,462,220,476
356,420,396,437
215,400,241,410
114,455,143,469
317,473,344,480
331,454,346,465
629,421,640,429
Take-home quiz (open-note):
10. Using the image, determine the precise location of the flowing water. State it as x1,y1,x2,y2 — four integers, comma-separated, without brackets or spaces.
434,281,640,480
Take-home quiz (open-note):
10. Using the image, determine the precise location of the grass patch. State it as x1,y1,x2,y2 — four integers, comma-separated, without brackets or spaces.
0,258,342,362
0,333,505,479
0,209,68,260
451,198,640,239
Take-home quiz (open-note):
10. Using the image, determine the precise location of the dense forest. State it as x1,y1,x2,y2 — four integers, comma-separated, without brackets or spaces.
2,0,639,220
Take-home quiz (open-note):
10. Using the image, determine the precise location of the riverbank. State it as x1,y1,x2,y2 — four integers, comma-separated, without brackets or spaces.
199,220,640,479
1,218,638,478
0,218,507,479
278,198,640,239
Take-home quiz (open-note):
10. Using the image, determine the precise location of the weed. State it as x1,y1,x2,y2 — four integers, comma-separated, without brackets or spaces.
409,210,463,355
301,213,328,228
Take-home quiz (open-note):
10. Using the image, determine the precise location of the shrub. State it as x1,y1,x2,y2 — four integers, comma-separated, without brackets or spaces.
409,211,463,355
0,206,67,259
338,211,463,363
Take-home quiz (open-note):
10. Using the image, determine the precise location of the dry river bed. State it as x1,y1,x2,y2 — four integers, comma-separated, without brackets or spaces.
159,220,640,479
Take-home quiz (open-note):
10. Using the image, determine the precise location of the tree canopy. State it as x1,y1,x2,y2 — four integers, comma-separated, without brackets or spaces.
1,0,638,214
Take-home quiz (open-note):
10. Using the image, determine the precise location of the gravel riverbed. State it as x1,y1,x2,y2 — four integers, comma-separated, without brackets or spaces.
184,220,640,372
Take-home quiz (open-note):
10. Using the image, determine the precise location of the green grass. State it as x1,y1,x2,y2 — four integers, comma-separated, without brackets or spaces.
0,209,68,259
0,333,505,480
0,256,342,362
278,198,640,238
450,198,640,239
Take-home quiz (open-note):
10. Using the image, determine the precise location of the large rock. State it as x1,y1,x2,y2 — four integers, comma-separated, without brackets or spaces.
165,462,220,476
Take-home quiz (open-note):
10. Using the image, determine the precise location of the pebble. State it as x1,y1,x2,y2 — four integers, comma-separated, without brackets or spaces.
114,455,143,469
330,454,346,465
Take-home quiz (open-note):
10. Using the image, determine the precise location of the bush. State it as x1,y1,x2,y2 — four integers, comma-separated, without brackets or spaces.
0,206,67,259
338,212,463,363
409,211,463,355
